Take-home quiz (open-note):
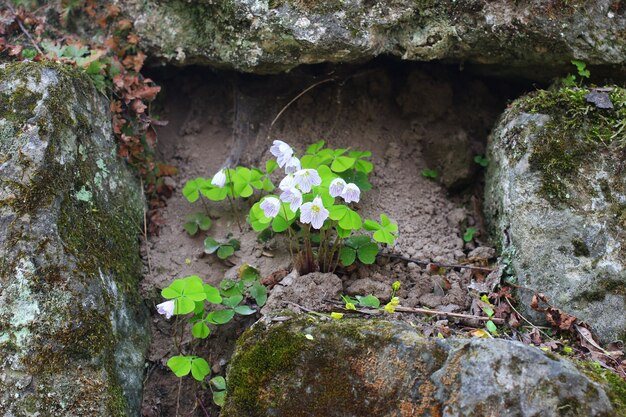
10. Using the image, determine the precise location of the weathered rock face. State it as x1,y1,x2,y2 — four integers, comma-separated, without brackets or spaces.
485,87,626,343
222,317,626,417
0,62,150,416
121,0,626,73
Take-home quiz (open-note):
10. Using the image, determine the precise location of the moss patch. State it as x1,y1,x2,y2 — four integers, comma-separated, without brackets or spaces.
578,360,626,416
519,86,626,205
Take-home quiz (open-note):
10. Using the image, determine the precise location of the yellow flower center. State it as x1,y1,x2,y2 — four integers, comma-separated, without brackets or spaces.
311,205,320,213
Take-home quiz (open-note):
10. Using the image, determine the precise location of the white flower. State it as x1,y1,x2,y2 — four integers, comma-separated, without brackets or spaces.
157,300,175,319
260,197,281,218
329,178,347,197
300,196,329,229
270,140,294,168
280,187,303,212
293,169,322,193
284,156,301,174
279,174,296,191
211,169,226,188
341,183,360,203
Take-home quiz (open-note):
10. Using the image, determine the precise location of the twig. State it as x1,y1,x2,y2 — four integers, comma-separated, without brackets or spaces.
175,378,182,417
196,395,210,417
326,299,504,324
504,297,554,341
379,253,494,272
6,3,44,56
267,78,335,138
286,301,330,319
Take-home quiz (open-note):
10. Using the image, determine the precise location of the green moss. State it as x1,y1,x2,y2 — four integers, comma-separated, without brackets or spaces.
224,317,442,417
519,86,626,205
578,360,626,415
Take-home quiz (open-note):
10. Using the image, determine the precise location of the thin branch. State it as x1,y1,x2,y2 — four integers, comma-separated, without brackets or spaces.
504,297,554,341
379,253,494,272
196,396,210,417
6,3,44,56
267,78,335,138
326,299,504,324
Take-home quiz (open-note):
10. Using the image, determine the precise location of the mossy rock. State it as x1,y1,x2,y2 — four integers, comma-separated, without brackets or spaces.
0,61,150,416
118,0,626,74
222,316,624,416
484,85,626,344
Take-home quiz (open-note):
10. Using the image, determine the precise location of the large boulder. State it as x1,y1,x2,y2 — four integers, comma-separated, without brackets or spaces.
485,86,626,343
0,62,149,416
121,0,626,73
222,317,626,416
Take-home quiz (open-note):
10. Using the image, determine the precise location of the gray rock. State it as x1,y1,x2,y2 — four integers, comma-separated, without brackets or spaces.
0,62,150,416
485,87,626,343
222,317,625,416
121,0,626,74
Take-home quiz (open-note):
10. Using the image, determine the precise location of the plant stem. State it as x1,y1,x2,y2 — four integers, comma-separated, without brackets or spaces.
225,169,243,232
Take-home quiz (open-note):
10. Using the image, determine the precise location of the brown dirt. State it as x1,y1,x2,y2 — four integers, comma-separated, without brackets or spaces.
139,60,529,416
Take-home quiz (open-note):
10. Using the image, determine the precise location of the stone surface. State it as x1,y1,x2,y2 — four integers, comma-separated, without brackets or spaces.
121,0,626,73
222,317,625,417
0,62,149,416
485,86,626,343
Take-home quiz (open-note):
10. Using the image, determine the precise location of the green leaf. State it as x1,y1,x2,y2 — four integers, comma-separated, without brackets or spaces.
234,305,256,315
262,177,275,192
571,59,590,78
174,297,195,315
329,205,349,221
204,237,221,254
192,321,210,339
483,307,495,318
331,156,356,173
339,247,357,266
21,48,37,59
373,229,396,245
338,208,362,230
363,219,381,231
336,226,352,238
217,245,235,259
473,155,489,167
213,390,226,407
202,186,228,201
356,294,380,309
266,159,278,174
463,227,477,243
354,159,373,174
183,222,199,236
191,357,210,381
211,376,226,391
167,356,192,377
486,320,498,334
207,309,236,324
421,169,438,179
222,294,243,308
306,140,325,154
182,178,205,203
240,265,261,283
357,242,378,264
380,214,398,232
345,235,371,248
204,284,222,304
249,282,268,307
181,276,207,301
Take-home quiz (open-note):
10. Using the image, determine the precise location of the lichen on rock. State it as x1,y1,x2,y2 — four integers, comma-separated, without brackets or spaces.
485,85,626,344
222,317,625,416
0,61,150,416
120,0,626,74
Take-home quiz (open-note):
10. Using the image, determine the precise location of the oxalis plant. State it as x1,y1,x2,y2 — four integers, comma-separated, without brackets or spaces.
192,139,399,274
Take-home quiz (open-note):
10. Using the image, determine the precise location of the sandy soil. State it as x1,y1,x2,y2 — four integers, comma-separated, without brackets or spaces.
139,60,529,416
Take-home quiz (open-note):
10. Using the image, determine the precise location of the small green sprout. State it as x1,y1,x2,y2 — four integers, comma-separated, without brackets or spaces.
473,155,489,167
463,227,477,243
167,356,210,381
204,236,241,260
571,59,590,78
183,212,212,236
421,169,438,179
480,295,498,335
210,376,227,407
